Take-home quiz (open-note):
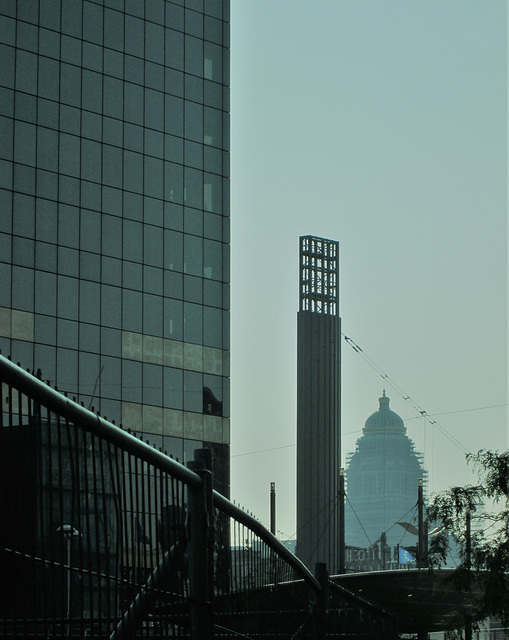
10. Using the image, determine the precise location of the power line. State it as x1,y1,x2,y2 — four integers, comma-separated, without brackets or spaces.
232,443,295,458
232,337,504,460
406,403,508,420
342,333,470,455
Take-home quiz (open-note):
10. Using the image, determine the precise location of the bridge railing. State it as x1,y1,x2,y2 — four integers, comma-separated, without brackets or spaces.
0,355,398,639
0,355,324,639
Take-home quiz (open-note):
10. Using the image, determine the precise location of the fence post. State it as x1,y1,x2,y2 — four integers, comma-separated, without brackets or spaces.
187,451,215,639
313,562,328,640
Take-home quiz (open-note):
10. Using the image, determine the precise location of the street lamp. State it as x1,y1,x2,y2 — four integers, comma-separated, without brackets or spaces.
57,525,80,636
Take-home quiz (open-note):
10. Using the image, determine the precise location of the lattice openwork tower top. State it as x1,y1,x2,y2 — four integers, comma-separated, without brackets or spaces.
299,235,339,315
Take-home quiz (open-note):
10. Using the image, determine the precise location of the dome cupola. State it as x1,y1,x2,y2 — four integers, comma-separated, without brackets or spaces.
363,391,406,435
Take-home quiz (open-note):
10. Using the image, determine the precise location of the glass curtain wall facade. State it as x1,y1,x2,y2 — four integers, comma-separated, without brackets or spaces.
0,0,230,495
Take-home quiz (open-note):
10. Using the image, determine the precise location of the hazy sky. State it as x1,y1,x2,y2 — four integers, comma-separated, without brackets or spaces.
229,0,507,539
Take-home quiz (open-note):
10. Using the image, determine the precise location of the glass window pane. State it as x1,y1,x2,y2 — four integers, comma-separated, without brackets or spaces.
164,161,183,204
81,139,101,183
79,322,100,353
184,35,202,77
79,351,101,400
101,284,121,328
164,367,183,410
38,57,60,100
37,127,58,171
58,204,80,248
203,173,221,214
79,280,101,324
143,293,162,336
60,63,81,107
184,301,202,344
82,70,103,113
35,270,56,316
103,76,123,119
125,15,144,58
58,246,79,277
144,88,164,130
59,133,81,177
102,214,122,258
12,193,35,238
122,359,142,403
184,167,202,209
184,370,202,412
123,289,142,332
102,256,122,286
58,318,78,349
104,8,124,51
125,82,144,125
184,101,203,143
80,252,101,283
164,95,183,136
102,145,123,188
57,275,79,320
124,150,143,193
100,355,122,400
143,224,163,268
80,210,101,253
14,121,36,165
164,298,182,340
123,260,142,290
15,50,37,94
144,156,163,199
123,219,143,262
165,28,184,70
145,22,164,64
35,241,57,272
83,1,103,45
57,347,78,393
203,306,222,348
204,106,222,148
143,363,162,406
61,35,82,66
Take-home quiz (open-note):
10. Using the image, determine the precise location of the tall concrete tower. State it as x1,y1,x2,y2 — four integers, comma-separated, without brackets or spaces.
296,235,341,573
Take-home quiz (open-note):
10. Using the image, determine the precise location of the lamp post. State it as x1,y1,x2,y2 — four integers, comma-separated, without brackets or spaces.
57,525,80,636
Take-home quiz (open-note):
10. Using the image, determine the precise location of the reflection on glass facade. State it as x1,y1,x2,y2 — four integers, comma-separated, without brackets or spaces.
0,0,230,495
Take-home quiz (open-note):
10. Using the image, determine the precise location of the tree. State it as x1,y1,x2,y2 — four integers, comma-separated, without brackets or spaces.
427,450,509,635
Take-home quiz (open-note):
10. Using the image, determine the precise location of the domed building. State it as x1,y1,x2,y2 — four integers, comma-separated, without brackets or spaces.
345,392,426,554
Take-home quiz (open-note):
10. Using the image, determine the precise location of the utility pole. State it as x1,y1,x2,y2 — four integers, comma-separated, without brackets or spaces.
270,482,276,536
465,510,472,640
339,468,345,574
380,531,387,570
417,478,427,569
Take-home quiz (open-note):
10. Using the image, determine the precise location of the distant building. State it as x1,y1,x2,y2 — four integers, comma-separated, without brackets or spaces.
345,392,426,557
296,235,341,573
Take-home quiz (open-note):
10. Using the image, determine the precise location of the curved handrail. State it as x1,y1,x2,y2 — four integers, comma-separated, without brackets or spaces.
0,354,320,592
213,491,320,592
0,355,201,488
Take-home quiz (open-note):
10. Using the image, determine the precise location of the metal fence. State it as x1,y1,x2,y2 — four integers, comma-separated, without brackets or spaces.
0,355,397,639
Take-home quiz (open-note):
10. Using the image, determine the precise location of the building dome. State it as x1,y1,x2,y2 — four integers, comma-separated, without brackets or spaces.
346,391,426,554
363,391,406,435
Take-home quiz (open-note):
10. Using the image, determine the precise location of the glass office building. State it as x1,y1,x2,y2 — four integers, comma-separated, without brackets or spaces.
0,0,230,495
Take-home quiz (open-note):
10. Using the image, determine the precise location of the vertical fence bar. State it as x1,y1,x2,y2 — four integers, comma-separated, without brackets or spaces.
187,457,214,640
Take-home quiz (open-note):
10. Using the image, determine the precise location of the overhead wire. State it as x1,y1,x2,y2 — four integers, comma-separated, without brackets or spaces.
342,333,470,455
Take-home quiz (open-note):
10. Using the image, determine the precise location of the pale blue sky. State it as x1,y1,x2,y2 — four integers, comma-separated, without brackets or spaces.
229,0,507,538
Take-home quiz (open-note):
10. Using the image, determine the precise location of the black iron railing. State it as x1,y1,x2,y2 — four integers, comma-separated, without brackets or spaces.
0,355,397,639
